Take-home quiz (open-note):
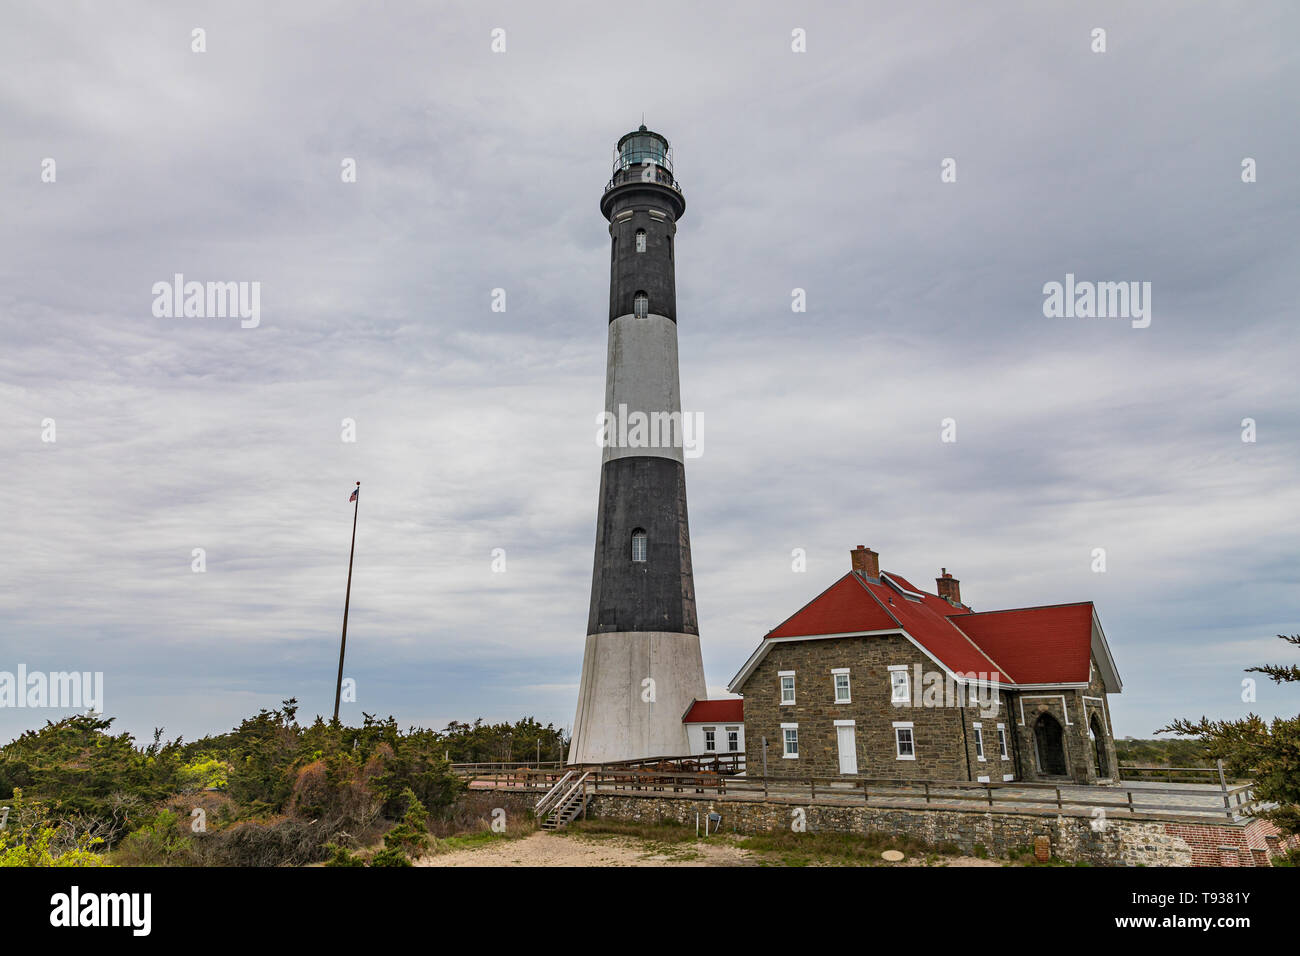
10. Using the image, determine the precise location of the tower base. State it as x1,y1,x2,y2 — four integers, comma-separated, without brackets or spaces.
568,630,707,765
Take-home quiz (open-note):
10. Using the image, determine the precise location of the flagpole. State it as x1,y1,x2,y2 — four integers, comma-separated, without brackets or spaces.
333,481,360,724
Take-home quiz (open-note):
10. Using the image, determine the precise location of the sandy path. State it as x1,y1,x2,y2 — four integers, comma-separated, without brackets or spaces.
416,831,753,867
415,830,1000,867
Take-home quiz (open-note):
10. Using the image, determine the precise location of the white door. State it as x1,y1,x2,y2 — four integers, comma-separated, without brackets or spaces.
836,725,858,774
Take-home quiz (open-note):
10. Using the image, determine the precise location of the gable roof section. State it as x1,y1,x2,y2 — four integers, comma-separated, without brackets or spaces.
858,576,1010,684
682,698,744,723
765,572,898,638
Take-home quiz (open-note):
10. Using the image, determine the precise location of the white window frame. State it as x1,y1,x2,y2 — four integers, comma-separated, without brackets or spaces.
779,671,796,705
888,664,910,704
703,727,716,752
973,722,986,761
997,723,1009,760
893,721,915,760
631,529,647,563
832,667,851,703
635,229,647,252
633,291,649,319
725,727,739,752
781,723,799,759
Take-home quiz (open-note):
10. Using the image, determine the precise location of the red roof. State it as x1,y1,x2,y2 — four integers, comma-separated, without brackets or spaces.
948,603,1095,685
765,573,898,639
747,570,1106,690
860,576,1009,684
682,698,743,723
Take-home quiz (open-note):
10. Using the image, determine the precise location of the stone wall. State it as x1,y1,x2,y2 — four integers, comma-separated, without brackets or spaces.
1012,655,1119,785
742,634,977,781
582,791,1298,867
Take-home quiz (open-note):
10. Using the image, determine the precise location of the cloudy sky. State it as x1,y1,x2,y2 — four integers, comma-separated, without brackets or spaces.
1,1,1296,746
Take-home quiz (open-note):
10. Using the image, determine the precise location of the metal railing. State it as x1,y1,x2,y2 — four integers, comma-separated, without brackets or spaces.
604,166,682,194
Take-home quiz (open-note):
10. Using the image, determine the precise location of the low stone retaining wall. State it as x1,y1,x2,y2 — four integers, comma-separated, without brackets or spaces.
582,791,1298,866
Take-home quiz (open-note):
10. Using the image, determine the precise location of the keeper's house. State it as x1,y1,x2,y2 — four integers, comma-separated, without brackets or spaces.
728,546,1122,785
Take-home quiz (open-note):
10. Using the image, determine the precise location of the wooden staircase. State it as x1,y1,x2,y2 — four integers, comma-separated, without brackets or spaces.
535,770,590,831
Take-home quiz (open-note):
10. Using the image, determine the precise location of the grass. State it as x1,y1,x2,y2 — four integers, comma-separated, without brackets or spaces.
560,819,702,844
736,828,948,867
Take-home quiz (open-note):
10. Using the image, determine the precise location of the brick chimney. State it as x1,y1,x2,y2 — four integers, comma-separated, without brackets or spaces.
850,545,879,578
936,568,961,605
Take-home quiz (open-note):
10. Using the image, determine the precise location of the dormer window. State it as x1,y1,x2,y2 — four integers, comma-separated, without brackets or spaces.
631,528,647,562
635,229,646,253
633,292,648,319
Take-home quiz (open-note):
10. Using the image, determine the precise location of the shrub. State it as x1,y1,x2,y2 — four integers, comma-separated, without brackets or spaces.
381,789,430,859
177,757,230,793
368,846,411,867
322,842,364,867
0,791,107,867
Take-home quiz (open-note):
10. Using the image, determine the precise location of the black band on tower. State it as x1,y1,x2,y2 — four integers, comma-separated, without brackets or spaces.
587,456,698,635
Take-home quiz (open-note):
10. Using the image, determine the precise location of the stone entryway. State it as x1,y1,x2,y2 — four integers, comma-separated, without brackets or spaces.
1090,713,1109,779
1033,713,1067,776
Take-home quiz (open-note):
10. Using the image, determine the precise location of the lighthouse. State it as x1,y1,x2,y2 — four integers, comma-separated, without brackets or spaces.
568,126,708,764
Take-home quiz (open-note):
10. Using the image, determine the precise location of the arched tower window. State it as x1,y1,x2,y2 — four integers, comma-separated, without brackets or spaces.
633,291,648,319
635,229,647,253
631,528,647,562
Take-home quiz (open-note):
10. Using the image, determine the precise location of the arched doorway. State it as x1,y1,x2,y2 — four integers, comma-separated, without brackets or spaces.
1033,713,1067,776
1090,713,1109,779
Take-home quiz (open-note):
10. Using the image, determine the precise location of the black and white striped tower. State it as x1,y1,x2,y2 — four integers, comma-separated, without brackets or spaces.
568,126,707,764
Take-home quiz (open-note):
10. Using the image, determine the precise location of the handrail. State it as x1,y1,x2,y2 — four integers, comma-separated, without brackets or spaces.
534,770,575,816
469,761,1260,823
549,772,590,820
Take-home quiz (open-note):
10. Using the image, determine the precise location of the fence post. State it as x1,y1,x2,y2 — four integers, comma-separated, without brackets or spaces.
1055,787,1061,810
810,776,816,800
924,781,930,805
1127,790,1135,815
1217,759,1232,819
986,785,993,807
763,775,768,800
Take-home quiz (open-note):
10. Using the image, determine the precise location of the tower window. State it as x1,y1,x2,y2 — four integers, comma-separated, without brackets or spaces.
631,528,647,562
635,229,646,253
633,291,648,319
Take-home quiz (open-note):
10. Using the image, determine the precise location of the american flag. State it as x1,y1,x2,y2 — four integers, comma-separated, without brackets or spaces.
349,486,359,502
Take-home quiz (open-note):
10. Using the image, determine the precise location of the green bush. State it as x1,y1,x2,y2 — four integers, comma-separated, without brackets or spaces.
368,846,411,867
113,809,194,866
322,842,364,867
0,791,107,867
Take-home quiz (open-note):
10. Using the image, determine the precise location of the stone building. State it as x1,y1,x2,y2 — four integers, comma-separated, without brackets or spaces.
728,546,1122,785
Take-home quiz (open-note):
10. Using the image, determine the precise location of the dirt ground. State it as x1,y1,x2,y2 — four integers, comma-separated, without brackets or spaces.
415,830,1001,867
